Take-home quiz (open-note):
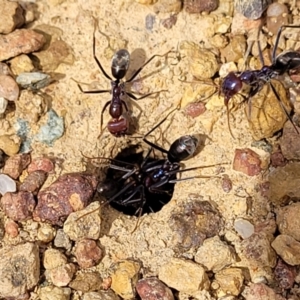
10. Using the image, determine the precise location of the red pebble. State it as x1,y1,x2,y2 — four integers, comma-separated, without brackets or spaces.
185,102,206,118
27,157,54,173
233,148,262,176
5,220,19,237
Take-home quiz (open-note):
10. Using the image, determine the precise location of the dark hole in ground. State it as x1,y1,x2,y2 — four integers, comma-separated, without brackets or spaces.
98,144,175,216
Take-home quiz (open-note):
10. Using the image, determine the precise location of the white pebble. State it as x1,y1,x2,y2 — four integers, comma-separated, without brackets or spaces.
0,97,8,114
0,174,17,195
234,218,254,239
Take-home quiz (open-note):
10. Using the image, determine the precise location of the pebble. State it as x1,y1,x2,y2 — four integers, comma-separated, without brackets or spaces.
0,242,39,298
270,147,287,168
110,260,141,299
221,35,246,63
9,55,35,75
219,62,238,78
280,121,300,160
235,0,268,20
269,162,300,206
74,239,103,269
184,0,218,13
247,80,291,140
0,29,46,61
16,72,52,90
38,286,71,300
82,290,121,300
0,134,21,156
184,102,206,118
0,173,17,195
0,0,25,34
194,236,236,272
272,234,300,266
54,229,72,251
231,13,262,35
35,109,64,146
32,40,74,71
0,62,13,76
145,14,155,32
180,41,219,79
0,75,20,101
47,263,76,287
276,202,300,241
1,191,35,221
245,283,285,300
33,172,97,225
266,3,289,35
37,223,56,243
20,170,48,194
44,248,68,270
5,220,19,238
69,272,103,292
158,258,210,293
221,174,232,193
63,201,101,241
168,200,223,252
0,97,8,115
233,148,262,176
160,14,178,30
214,268,244,297
3,152,31,179
136,277,174,300
153,0,182,13
274,258,296,290
27,157,54,173
234,218,254,239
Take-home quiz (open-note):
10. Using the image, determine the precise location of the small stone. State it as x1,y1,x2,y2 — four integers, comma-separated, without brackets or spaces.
245,283,285,300
276,203,300,241
280,121,300,160
0,174,17,195
153,0,182,13
0,75,20,101
270,148,287,168
159,258,210,293
82,290,121,300
20,170,48,194
9,55,35,75
69,272,103,292
269,162,300,206
1,191,35,221
0,134,21,156
233,148,262,176
234,218,254,239
274,258,296,290
44,249,68,270
184,102,206,118
38,286,71,300
219,62,238,78
3,153,31,180
184,0,218,13
37,223,56,243
136,277,174,300
160,15,178,30
5,220,19,238
47,263,76,287
195,236,236,272
110,260,141,299
74,239,103,269
0,97,8,114
28,157,54,173
54,229,72,251
63,201,101,241
215,268,244,296
0,29,46,61
145,14,155,32
33,173,97,225
16,72,53,90
266,3,289,35
231,12,262,35
221,174,232,193
220,35,246,63
180,41,219,79
0,0,25,34
0,242,39,298
235,0,268,20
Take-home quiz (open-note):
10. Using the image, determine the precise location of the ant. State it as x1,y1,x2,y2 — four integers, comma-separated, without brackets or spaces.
221,24,300,137
96,108,219,229
73,30,171,137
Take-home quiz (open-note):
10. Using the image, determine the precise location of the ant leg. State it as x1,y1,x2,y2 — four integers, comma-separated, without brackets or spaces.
269,81,299,134
126,50,173,83
143,107,179,154
225,103,235,139
272,25,300,62
71,78,110,94
126,90,167,101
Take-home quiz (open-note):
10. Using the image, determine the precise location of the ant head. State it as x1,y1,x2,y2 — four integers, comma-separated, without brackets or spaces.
221,72,243,105
111,49,130,80
168,135,198,163
107,117,128,137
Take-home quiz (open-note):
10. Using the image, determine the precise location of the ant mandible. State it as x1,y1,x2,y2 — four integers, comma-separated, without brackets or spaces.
221,24,300,137
73,30,171,137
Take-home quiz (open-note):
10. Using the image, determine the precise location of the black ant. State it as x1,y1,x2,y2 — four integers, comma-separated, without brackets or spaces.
96,109,218,228
221,24,300,137
73,31,171,137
